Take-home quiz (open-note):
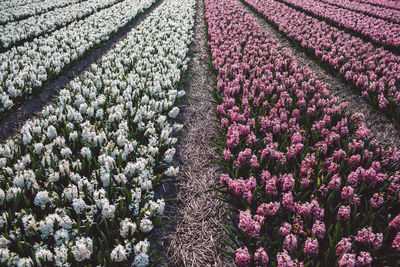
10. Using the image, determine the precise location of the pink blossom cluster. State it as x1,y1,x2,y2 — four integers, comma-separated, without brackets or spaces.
354,227,383,250
304,237,318,256
238,210,264,239
204,0,400,265
336,235,375,266
320,0,400,24
280,0,400,48
338,252,373,267
245,0,400,124
235,247,251,266
254,247,269,266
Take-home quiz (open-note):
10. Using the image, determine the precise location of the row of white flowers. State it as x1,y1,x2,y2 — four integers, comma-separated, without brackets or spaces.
0,0,195,264
0,0,85,24
0,0,42,11
0,0,124,49
0,0,156,117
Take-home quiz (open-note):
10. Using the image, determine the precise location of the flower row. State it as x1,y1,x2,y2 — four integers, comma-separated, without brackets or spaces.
0,0,156,118
0,0,41,11
319,0,400,24
205,0,400,265
353,0,400,11
279,0,400,50
0,0,195,264
0,0,84,24
0,0,123,50
245,0,400,127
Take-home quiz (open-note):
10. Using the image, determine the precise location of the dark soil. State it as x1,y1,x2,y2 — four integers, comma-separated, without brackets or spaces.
157,0,234,265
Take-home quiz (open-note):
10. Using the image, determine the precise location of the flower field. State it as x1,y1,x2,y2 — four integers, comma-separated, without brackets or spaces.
205,0,400,265
0,0,399,265
319,0,400,24
0,0,156,117
0,0,195,264
277,0,400,50
353,0,400,11
244,0,400,125
0,0,84,24
0,0,124,50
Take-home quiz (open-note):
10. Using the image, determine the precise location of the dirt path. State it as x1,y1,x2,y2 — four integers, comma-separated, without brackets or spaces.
237,0,400,149
159,0,234,266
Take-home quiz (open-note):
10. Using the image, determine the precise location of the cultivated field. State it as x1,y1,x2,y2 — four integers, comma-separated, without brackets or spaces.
0,0,399,266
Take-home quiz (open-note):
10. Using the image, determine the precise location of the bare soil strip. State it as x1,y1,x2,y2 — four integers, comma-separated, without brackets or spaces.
237,0,400,149
0,0,163,143
158,0,234,266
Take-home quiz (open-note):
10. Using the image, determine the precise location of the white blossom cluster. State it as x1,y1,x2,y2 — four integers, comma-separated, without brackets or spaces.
0,0,83,24
0,0,156,117
0,0,195,265
0,0,123,49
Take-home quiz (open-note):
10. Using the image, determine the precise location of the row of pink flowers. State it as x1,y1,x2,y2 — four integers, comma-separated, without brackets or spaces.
353,0,400,11
319,0,400,24
205,0,400,265
245,0,400,124
280,0,400,49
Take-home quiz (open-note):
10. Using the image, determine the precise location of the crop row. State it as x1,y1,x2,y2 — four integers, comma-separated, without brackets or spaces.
0,0,123,50
0,0,156,119
205,0,400,265
0,0,85,24
318,0,400,24
0,0,41,11
0,0,195,264
244,0,400,127
279,0,400,50
353,0,400,11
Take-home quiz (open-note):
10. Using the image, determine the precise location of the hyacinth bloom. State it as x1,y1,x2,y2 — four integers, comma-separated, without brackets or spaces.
304,237,319,256
254,247,269,266
283,234,298,251
339,253,356,267
389,214,400,230
336,238,353,256
393,232,400,251
205,0,400,265
337,205,351,221
235,247,251,267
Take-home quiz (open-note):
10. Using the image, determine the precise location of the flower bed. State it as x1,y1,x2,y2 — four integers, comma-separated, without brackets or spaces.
0,0,123,50
244,0,400,126
0,0,156,118
353,0,400,11
319,0,400,24
205,0,400,265
0,0,85,24
0,0,42,11
0,0,195,264
278,0,400,50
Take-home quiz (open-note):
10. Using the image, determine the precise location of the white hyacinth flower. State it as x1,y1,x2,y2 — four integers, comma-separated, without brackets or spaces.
72,237,93,262
167,107,179,119
139,218,153,233
110,245,128,262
